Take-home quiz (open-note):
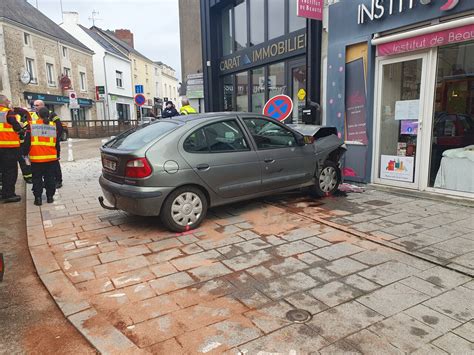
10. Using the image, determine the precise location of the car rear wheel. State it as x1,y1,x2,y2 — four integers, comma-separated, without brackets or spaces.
160,186,208,232
310,161,341,197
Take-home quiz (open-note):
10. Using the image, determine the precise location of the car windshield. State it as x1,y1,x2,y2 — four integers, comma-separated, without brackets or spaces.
105,121,179,150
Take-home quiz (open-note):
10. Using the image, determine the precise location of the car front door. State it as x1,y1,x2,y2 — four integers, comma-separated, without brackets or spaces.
241,116,315,191
179,119,261,199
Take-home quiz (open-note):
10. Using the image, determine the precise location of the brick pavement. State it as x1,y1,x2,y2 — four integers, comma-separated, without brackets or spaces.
26,156,474,354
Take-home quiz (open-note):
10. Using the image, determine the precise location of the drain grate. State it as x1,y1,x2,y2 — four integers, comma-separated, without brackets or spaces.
285,309,312,323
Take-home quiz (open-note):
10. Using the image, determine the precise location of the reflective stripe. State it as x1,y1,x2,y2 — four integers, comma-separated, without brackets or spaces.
30,154,57,161
0,126,15,132
31,141,56,147
0,140,20,146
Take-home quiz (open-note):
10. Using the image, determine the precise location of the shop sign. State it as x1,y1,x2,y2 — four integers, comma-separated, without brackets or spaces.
219,30,306,74
378,23,474,56
24,92,93,107
380,155,415,182
297,0,323,21
358,0,461,25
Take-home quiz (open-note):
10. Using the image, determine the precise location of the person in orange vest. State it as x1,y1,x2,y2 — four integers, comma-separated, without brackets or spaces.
23,107,60,206
0,94,23,203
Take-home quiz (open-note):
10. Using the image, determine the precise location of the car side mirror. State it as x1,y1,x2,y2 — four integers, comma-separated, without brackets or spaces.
296,134,314,146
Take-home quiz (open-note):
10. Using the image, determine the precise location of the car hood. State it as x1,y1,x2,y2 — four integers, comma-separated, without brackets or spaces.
286,124,338,139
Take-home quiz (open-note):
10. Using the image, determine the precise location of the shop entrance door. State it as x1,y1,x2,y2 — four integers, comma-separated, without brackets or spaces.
374,52,429,189
287,59,306,124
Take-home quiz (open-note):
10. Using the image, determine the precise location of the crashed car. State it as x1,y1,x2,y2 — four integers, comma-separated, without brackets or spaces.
99,113,346,232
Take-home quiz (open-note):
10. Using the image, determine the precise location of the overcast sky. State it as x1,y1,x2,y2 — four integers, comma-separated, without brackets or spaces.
28,0,182,81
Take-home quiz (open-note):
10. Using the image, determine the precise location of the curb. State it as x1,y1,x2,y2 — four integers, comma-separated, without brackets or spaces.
26,189,141,354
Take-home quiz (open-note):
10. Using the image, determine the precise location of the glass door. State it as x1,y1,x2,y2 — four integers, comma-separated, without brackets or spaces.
288,58,306,124
374,53,428,188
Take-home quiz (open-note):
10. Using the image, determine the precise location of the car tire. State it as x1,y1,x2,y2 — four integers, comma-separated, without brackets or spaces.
310,161,341,197
160,186,208,232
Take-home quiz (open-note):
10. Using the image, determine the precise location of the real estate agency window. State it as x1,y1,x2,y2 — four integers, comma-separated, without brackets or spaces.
46,63,56,86
268,0,285,40
115,70,123,88
79,72,87,91
26,58,36,83
251,67,265,113
236,71,248,112
250,0,264,46
221,6,233,55
223,75,235,111
234,0,247,51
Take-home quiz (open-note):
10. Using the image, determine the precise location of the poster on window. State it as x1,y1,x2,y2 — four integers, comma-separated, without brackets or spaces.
380,155,415,182
345,58,368,145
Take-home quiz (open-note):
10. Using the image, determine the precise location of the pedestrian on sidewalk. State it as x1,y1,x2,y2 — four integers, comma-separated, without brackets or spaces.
180,97,197,115
13,107,33,184
162,101,179,118
31,100,63,189
23,107,60,206
0,94,23,203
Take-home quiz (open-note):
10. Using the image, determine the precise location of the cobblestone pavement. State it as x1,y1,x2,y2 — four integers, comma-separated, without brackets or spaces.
26,154,474,354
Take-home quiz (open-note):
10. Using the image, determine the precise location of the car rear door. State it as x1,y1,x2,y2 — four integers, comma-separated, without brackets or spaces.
179,118,261,199
241,116,315,191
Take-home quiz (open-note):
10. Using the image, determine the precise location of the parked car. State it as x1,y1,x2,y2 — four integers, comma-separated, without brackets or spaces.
98,113,346,232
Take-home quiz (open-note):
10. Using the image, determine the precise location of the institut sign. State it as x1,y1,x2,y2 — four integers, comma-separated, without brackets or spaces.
219,29,306,74
357,0,461,25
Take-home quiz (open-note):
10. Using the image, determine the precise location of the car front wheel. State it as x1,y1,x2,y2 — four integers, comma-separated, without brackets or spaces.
160,186,208,232
311,161,341,197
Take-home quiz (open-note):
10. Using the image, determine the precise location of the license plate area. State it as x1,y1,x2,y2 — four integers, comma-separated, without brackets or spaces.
103,158,117,171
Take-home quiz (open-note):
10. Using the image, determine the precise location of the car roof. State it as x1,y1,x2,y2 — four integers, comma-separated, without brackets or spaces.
161,112,263,124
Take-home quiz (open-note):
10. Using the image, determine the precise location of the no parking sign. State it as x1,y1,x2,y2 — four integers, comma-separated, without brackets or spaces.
263,95,293,122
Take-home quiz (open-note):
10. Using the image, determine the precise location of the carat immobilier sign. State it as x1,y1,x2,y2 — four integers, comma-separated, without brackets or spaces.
297,0,323,21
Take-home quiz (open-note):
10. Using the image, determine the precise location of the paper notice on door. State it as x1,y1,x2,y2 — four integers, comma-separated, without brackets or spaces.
395,100,419,121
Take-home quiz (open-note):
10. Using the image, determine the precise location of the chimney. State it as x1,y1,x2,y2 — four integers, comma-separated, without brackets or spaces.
114,29,134,48
63,11,80,24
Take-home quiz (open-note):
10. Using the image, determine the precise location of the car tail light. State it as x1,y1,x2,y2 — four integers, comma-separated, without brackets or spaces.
125,158,152,178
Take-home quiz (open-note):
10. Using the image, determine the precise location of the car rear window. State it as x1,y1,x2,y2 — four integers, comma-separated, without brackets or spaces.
105,121,179,150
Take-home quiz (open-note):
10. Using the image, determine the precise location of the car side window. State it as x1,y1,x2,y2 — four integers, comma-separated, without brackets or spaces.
243,118,296,149
183,120,249,153
183,128,208,152
204,120,249,152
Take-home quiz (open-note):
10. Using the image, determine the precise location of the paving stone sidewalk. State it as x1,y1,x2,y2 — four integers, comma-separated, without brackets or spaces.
26,157,474,354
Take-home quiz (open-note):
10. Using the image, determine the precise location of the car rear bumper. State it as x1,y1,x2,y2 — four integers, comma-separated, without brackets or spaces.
99,175,173,216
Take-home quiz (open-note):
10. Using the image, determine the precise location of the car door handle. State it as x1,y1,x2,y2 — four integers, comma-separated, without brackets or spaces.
196,164,210,171
264,159,275,163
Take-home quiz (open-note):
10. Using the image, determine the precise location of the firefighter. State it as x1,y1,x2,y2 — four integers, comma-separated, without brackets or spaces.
14,107,33,184
31,100,63,188
179,97,197,115
0,95,23,203
23,107,60,206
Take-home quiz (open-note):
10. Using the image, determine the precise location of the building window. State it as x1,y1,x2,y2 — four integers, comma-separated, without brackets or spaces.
251,67,265,113
268,0,285,40
234,0,247,51
79,71,87,91
64,67,71,77
116,71,123,87
223,75,234,111
289,0,306,32
145,64,148,74
62,46,68,58
26,58,37,83
250,0,264,46
24,33,31,46
134,59,137,70
268,62,285,98
222,6,233,55
46,63,56,86
236,71,248,111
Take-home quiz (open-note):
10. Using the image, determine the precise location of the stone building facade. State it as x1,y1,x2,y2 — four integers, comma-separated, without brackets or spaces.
0,0,96,122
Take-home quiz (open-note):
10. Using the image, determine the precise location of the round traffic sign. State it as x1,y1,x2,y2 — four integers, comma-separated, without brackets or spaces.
263,95,294,122
134,94,146,106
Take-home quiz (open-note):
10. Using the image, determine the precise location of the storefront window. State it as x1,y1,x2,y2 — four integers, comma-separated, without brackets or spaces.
250,0,264,46
223,75,234,111
289,0,306,32
251,67,265,113
429,41,474,194
234,0,247,51
268,0,285,40
222,6,233,55
291,64,306,123
268,62,286,99
236,71,248,111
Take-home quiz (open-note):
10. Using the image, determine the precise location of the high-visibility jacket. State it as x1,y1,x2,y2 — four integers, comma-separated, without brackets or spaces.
29,119,58,163
0,106,20,148
180,105,197,115
31,111,60,122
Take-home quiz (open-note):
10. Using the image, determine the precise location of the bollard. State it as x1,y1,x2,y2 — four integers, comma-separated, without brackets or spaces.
67,138,74,162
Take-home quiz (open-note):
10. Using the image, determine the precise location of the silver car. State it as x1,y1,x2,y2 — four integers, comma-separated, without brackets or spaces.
99,113,346,232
